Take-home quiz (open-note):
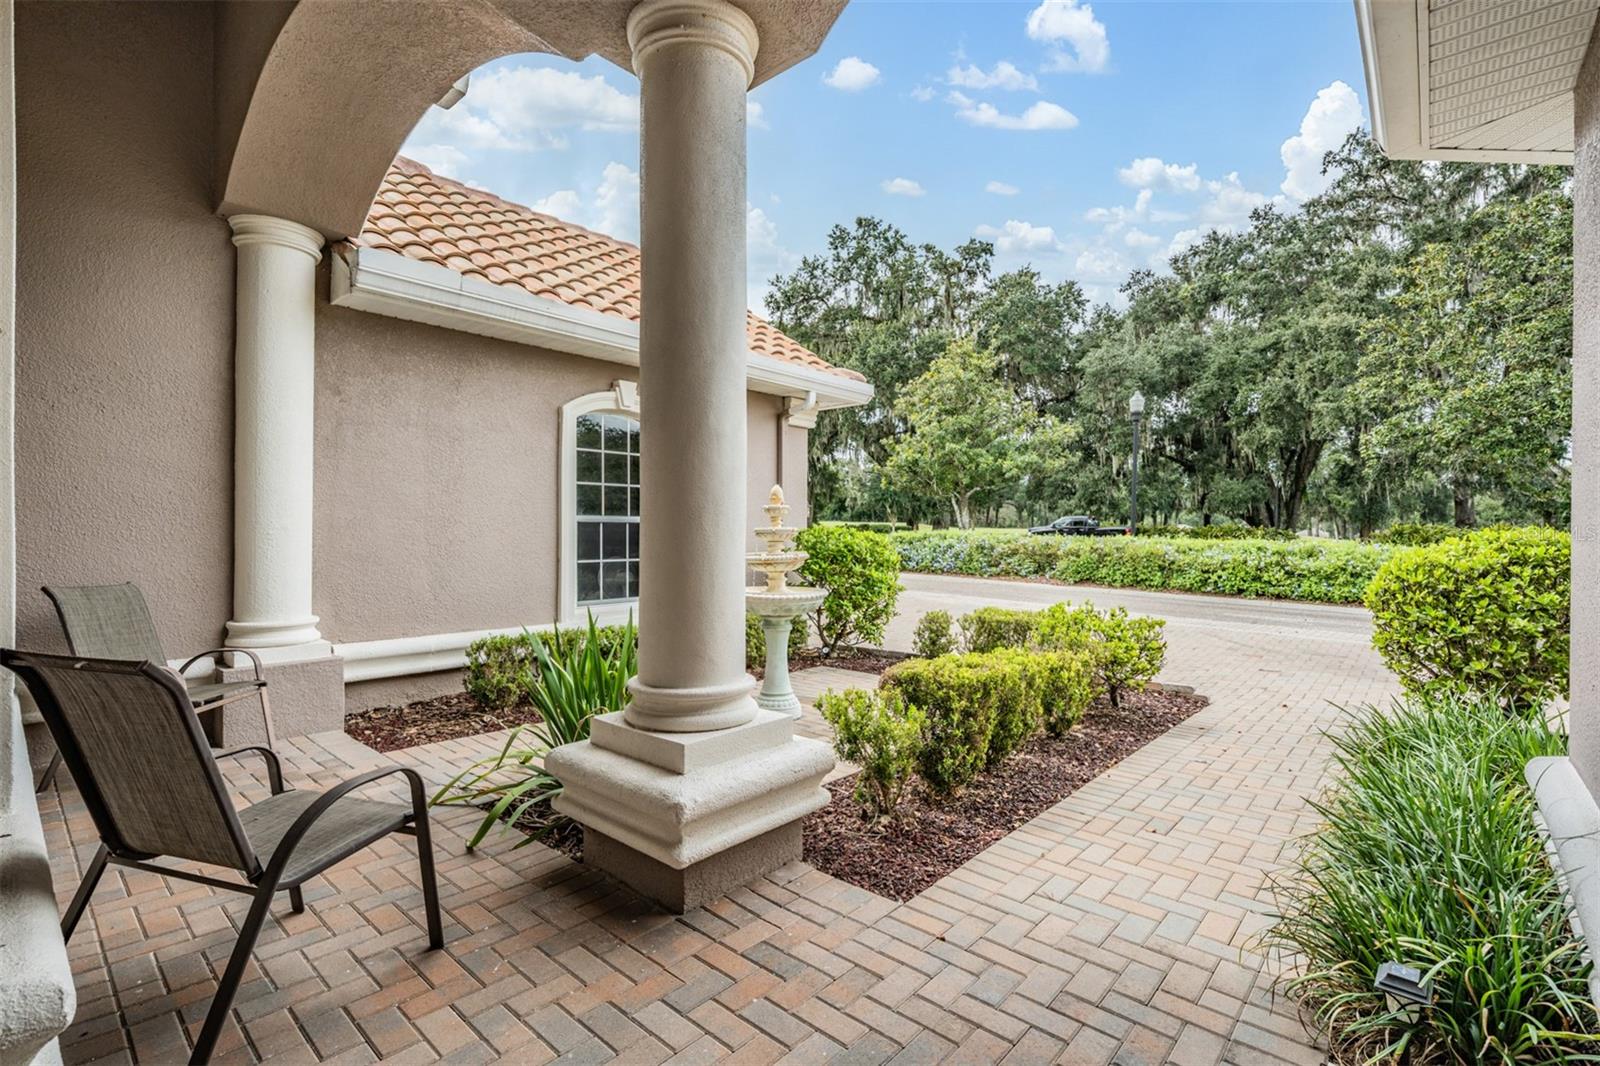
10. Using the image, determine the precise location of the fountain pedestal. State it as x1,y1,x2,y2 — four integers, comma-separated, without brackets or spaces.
745,486,825,720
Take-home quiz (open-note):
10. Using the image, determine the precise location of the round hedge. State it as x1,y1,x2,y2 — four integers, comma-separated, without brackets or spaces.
1364,526,1569,714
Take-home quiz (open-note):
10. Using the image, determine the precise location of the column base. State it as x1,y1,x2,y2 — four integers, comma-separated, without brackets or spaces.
587,822,801,913
547,708,832,911
218,651,344,744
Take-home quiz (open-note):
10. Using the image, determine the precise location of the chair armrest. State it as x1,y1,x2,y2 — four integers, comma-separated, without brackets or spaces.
181,647,264,682
215,745,285,794
257,766,426,886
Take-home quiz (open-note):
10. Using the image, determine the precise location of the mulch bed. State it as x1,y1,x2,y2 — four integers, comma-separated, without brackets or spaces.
344,692,542,753
752,646,912,681
802,687,1209,900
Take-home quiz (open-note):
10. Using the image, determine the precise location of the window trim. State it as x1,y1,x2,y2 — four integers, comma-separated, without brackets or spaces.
559,382,641,627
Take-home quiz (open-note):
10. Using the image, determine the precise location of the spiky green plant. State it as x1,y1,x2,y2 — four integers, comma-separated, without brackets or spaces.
431,613,636,849
1263,696,1596,1063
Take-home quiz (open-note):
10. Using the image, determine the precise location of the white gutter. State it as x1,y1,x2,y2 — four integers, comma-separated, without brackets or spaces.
330,246,875,412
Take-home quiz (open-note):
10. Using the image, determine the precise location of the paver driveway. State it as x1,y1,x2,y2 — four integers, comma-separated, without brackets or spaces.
43,574,1395,1065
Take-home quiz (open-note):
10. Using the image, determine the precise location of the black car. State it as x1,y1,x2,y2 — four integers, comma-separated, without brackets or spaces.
1028,515,1131,536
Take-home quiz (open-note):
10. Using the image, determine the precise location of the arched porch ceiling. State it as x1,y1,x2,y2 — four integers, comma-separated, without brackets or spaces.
218,0,846,240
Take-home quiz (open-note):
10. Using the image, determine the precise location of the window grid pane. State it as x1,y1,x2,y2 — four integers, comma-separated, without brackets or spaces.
577,410,641,605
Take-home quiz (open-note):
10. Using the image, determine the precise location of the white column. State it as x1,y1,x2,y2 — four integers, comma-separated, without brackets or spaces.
625,0,760,733
225,214,328,658
546,0,833,911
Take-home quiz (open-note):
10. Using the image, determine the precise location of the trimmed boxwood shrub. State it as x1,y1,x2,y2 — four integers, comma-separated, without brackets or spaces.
1033,602,1165,707
973,649,1044,766
1030,649,1095,735
891,529,1391,604
817,688,924,822
1364,526,1569,714
912,609,957,658
882,654,1006,795
464,633,537,710
464,623,634,710
958,606,1038,652
796,525,903,653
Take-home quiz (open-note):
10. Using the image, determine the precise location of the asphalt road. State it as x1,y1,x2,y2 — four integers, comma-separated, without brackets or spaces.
884,571,1376,652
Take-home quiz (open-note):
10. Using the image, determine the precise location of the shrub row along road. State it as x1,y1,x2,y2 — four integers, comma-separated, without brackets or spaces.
871,572,1396,1063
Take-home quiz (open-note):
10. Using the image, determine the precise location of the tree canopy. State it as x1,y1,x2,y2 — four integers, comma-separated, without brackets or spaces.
767,132,1573,534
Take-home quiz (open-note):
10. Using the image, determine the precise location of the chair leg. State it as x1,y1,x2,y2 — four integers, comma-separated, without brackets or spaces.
257,687,278,752
288,886,304,914
189,880,277,1065
34,750,62,794
61,844,110,942
412,806,444,950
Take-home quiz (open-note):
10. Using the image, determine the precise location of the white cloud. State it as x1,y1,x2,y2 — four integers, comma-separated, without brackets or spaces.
747,100,769,130
1280,80,1363,200
747,202,799,311
532,188,583,218
1117,157,1201,192
1074,246,1128,279
1026,0,1111,74
470,65,638,136
592,162,640,242
1199,172,1279,226
881,177,926,197
405,144,473,182
947,61,1039,92
1123,228,1160,248
975,219,1064,255
1161,226,1210,260
402,63,639,167
824,56,882,91
985,180,1021,196
911,85,937,103
949,91,1078,131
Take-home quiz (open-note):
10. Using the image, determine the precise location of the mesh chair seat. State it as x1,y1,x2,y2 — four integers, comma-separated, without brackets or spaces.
186,679,266,706
238,790,411,887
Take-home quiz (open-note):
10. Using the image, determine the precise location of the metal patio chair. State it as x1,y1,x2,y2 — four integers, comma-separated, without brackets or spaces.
34,582,275,792
3,649,444,1066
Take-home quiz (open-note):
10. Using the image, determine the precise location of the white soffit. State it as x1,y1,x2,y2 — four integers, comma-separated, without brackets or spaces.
1356,0,1599,163
329,246,874,412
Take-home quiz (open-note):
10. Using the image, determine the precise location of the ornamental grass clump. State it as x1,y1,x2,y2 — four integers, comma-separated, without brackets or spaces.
817,688,924,822
433,614,637,849
1264,696,1591,1063
1365,526,1569,716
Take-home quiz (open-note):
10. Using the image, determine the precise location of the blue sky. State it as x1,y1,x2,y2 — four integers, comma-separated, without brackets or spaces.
401,0,1369,311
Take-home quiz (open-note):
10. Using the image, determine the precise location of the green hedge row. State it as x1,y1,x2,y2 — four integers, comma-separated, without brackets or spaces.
890,530,1393,604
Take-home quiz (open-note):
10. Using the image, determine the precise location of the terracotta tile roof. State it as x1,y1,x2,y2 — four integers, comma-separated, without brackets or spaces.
356,157,865,382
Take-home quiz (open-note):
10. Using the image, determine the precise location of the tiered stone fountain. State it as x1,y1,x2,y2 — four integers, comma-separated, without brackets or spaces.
746,485,826,719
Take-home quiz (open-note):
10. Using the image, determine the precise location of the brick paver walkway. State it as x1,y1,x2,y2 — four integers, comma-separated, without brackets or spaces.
43,575,1395,1065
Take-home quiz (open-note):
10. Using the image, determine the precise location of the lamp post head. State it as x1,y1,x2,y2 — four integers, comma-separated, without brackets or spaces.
1129,390,1146,417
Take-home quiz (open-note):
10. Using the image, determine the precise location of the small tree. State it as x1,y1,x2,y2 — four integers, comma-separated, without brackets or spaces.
884,340,1026,529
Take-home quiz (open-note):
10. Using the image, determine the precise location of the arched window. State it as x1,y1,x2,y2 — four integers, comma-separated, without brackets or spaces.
559,383,641,624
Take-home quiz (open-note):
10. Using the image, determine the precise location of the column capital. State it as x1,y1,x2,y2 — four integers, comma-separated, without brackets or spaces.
627,0,760,86
227,213,324,261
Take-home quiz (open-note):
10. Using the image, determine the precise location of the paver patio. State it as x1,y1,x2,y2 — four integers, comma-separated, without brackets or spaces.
42,575,1396,1065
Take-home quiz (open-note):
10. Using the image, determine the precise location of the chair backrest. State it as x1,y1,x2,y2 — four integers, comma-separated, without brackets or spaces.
41,583,167,663
3,650,258,875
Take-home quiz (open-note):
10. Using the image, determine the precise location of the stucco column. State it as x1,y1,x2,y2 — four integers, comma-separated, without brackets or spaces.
546,0,832,911
225,214,328,658
625,0,759,733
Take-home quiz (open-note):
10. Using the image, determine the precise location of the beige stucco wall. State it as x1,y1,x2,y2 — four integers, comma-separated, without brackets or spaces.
314,294,812,645
13,2,820,711
14,1,235,657
1572,24,1600,791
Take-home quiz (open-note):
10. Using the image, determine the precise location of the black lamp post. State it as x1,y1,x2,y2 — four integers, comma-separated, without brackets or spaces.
1128,390,1145,532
